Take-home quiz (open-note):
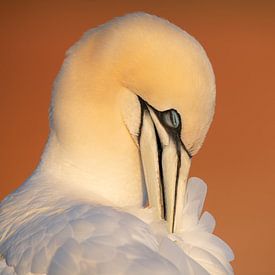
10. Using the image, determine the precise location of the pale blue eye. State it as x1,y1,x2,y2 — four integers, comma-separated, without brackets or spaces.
164,109,180,128
171,110,180,127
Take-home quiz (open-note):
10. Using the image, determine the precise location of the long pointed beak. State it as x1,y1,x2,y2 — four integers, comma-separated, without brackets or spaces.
139,100,192,233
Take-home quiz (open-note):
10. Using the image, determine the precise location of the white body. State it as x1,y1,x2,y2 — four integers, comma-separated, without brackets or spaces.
0,175,233,274
0,13,234,274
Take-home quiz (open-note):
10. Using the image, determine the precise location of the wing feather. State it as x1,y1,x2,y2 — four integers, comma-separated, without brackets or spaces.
0,177,234,274
0,204,179,275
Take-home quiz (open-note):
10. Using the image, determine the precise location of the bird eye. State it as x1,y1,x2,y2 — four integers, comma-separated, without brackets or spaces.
164,109,180,128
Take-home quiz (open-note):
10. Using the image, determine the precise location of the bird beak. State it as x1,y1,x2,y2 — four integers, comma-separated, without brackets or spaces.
138,98,192,233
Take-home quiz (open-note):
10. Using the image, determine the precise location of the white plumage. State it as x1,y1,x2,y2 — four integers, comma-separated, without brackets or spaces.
0,13,234,274
0,177,233,274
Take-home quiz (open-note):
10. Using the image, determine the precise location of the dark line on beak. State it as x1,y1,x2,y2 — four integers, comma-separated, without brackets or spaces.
137,97,146,144
172,139,182,233
154,124,167,221
137,95,191,232
138,96,166,220
180,140,192,159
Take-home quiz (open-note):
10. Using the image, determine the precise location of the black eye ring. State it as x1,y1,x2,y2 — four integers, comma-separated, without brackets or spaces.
163,109,180,128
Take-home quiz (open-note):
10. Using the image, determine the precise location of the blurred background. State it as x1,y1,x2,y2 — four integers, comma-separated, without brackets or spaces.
0,0,274,274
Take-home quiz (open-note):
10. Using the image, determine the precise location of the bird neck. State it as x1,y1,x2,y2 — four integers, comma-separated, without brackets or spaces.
37,130,145,208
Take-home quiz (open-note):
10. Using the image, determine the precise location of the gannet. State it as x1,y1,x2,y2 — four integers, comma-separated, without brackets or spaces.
0,13,234,275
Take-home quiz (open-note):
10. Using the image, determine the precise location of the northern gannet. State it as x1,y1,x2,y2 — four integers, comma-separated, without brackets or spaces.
0,13,234,275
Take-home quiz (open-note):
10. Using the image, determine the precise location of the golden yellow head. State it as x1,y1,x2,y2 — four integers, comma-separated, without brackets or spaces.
52,12,215,157
44,13,216,230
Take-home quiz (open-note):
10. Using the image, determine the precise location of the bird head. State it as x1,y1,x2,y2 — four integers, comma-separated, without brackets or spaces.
43,13,215,233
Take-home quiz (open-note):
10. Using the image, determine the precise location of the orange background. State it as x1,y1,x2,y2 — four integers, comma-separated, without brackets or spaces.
0,1,274,274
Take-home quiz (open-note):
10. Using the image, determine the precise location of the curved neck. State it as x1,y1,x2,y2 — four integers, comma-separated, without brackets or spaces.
38,130,145,208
